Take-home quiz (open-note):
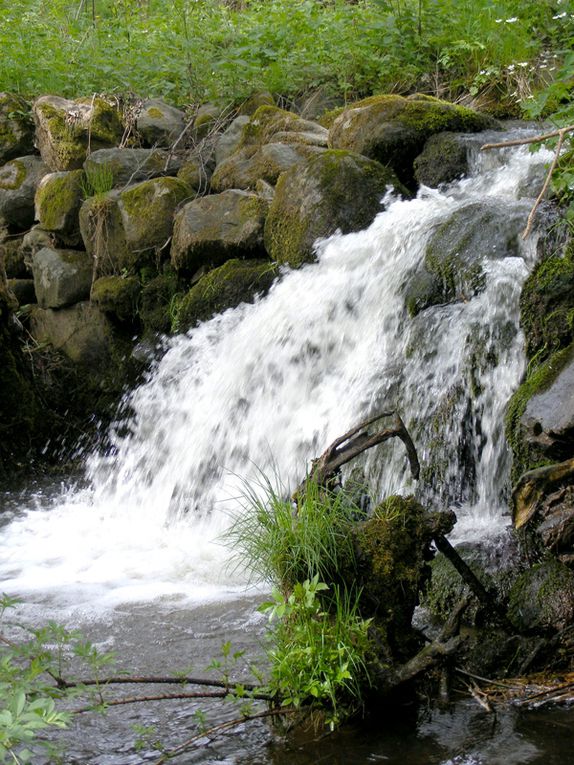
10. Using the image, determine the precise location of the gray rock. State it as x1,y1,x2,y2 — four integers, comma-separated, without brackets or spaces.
414,132,469,187
523,355,574,453
34,170,84,240
136,99,186,147
508,558,574,632
215,115,250,166
0,155,49,229
0,93,35,164
84,147,183,188
21,226,57,262
172,189,268,273
32,246,92,308
29,301,120,366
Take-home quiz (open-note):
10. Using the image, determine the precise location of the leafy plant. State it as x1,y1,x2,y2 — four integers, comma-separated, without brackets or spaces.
260,576,371,728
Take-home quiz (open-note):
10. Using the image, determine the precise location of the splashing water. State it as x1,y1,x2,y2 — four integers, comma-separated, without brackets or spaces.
0,135,554,612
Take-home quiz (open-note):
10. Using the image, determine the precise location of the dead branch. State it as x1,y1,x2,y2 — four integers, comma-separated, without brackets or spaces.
293,411,419,500
73,688,273,713
480,124,574,240
55,673,263,691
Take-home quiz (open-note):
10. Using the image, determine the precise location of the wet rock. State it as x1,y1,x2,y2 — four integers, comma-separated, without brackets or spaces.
34,170,84,242
171,189,268,274
136,99,186,147
33,95,123,171
84,147,182,188
91,274,141,323
0,93,36,164
177,258,278,331
507,558,574,632
414,132,469,187
32,246,92,308
264,149,407,267
0,155,49,229
329,94,496,188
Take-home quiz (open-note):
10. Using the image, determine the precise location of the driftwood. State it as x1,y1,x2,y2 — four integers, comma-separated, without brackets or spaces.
293,411,420,501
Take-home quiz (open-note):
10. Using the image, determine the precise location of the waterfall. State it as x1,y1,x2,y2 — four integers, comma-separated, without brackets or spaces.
0,133,554,612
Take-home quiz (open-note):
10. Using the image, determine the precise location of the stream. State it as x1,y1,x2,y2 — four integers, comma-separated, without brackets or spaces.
2,128,574,762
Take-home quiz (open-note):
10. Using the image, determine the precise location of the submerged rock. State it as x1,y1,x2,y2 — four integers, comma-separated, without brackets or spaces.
264,149,407,267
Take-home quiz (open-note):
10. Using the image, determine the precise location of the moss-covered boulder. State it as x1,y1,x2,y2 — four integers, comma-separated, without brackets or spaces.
31,246,92,309
404,200,528,316
519,252,574,364
91,274,141,323
211,141,322,192
177,258,278,331
414,132,469,188
329,94,496,187
139,271,179,335
80,177,190,276
507,557,574,632
506,344,574,482
239,105,328,150
0,93,35,165
136,99,186,147
0,155,49,229
264,149,407,267
171,189,268,274
237,91,275,116
33,95,123,171
177,157,212,193
83,147,182,189
34,170,84,242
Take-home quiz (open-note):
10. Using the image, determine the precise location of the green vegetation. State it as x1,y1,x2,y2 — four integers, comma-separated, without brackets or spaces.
0,1,571,108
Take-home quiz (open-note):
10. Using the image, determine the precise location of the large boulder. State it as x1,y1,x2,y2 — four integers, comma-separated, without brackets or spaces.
136,99,186,147
83,147,182,188
80,177,190,275
171,190,268,274
33,95,123,171
177,258,278,331
211,141,322,192
329,94,496,187
404,200,528,317
0,155,49,229
264,149,407,267
507,558,574,633
34,170,84,242
0,93,35,164
31,246,92,308
239,105,328,149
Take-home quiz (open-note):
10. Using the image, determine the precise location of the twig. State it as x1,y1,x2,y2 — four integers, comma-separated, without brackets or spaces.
151,708,292,765
73,688,273,713
468,681,493,712
480,124,574,240
55,673,264,691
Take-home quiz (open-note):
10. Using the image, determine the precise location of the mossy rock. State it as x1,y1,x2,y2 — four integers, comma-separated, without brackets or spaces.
0,155,49,229
139,271,179,335
329,94,497,188
0,235,28,278
237,91,275,116
414,132,469,188
507,557,574,633
519,252,574,364
404,200,527,316
238,105,327,150
506,343,574,482
177,158,212,192
264,149,408,267
79,191,128,277
0,92,35,165
211,142,322,193
33,95,123,171
177,258,278,332
34,170,84,240
193,102,223,139
91,274,141,323
172,189,268,274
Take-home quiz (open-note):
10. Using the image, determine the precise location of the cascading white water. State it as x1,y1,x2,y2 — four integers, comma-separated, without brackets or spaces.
0,134,554,613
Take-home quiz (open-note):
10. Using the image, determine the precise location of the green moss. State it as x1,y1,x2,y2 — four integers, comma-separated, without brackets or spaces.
507,557,574,632
35,170,84,232
146,106,164,119
177,258,277,331
506,343,574,481
238,105,299,149
36,102,86,168
0,159,27,190
139,271,180,335
90,275,141,323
